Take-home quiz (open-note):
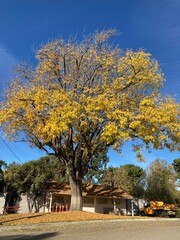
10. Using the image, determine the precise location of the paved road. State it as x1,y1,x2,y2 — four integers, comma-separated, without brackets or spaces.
0,218,179,240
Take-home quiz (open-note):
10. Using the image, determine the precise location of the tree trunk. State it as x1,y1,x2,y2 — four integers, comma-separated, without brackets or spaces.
69,175,83,211
27,193,32,213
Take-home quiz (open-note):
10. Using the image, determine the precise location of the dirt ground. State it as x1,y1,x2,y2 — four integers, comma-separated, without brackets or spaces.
0,218,179,240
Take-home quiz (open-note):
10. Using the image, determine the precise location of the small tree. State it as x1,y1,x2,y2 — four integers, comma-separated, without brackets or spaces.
172,158,180,181
100,166,129,190
0,30,179,210
4,156,64,212
3,162,21,209
101,164,145,198
0,160,7,192
122,164,145,198
172,158,180,205
145,159,177,203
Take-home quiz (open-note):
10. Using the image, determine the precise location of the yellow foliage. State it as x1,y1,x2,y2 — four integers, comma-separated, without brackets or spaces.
0,30,179,161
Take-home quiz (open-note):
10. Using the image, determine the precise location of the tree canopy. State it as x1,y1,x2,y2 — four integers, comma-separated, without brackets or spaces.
0,160,7,192
0,30,179,210
100,166,132,192
145,159,177,203
172,158,180,178
172,158,180,193
122,164,146,197
4,156,64,212
100,164,145,198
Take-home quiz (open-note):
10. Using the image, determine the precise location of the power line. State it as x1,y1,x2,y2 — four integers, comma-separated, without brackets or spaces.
0,136,23,163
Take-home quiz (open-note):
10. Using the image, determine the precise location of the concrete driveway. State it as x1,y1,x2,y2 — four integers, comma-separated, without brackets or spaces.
0,218,179,240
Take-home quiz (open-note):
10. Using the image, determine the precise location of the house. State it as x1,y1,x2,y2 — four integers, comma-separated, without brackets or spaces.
46,182,133,215
0,183,133,215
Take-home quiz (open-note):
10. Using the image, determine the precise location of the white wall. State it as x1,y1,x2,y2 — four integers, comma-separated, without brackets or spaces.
0,192,5,214
83,206,95,212
19,194,30,213
94,197,128,215
82,196,129,215
119,199,127,215
19,194,50,213
95,198,113,214
83,202,95,212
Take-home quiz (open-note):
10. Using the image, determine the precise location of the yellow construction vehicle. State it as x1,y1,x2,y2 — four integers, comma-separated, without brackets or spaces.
140,200,178,217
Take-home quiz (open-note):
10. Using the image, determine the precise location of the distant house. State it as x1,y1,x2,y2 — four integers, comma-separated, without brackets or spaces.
0,183,134,215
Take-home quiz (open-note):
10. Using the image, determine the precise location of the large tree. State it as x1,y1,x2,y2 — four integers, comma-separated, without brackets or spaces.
83,153,109,184
0,30,179,210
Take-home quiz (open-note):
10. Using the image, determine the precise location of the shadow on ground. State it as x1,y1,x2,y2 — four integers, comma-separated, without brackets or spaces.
0,213,51,225
0,232,59,240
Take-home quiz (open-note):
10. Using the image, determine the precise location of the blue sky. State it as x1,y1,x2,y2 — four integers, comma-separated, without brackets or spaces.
0,0,179,168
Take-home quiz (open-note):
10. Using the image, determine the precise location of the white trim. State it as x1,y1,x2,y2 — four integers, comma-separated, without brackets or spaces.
49,193,52,212
94,196,97,212
113,198,116,211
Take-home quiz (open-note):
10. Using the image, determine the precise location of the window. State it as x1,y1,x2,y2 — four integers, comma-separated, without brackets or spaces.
83,197,94,204
53,196,64,204
112,199,121,205
97,198,108,204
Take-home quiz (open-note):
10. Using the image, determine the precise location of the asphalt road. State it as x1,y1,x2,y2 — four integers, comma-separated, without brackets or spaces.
0,218,179,240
